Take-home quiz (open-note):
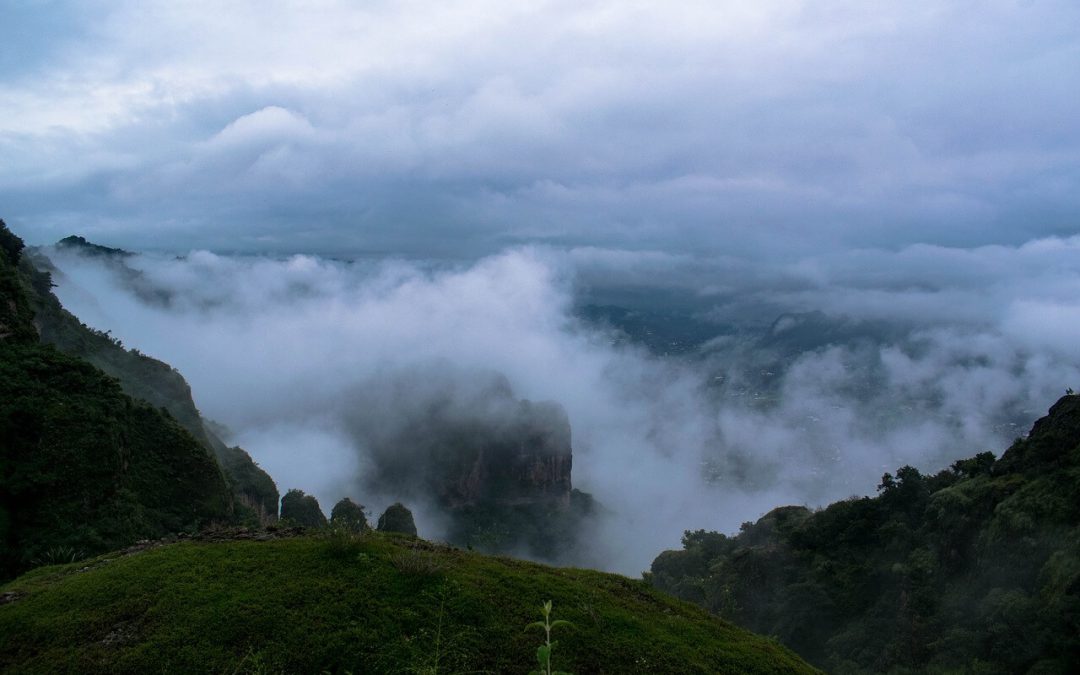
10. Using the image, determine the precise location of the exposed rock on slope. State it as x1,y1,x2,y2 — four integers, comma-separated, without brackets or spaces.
346,368,594,559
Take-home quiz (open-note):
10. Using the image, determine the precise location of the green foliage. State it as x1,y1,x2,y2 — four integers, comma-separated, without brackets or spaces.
649,396,1080,673
0,222,38,343
377,502,418,537
330,497,369,532
0,223,239,580
279,489,327,529
0,534,818,674
317,519,367,560
0,220,25,266
217,444,279,527
526,600,573,675
389,549,446,577
0,340,234,580
17,240,280,526
447,488,596,561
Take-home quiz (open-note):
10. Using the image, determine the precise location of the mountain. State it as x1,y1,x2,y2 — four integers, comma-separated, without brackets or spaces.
32,231,602,561
0,530,817,674
648,395,1080,673
0,220,236,578
345,368,597,560
22,242,279,525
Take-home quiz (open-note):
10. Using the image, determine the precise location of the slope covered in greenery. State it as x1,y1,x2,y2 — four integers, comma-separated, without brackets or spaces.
19,239,279,525
0,221,238,579
0,531,817,674
649,396,1080,674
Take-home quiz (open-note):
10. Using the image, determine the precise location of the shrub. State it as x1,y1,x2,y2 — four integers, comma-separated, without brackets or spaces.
279,489,327,528
330,497,368,532
377,502,417,536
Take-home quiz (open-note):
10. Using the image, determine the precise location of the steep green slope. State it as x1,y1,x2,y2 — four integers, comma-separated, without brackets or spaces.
19,241,279,524
0,532,818,674
0,220,236,578
649,396,1080,674
0,344,234,577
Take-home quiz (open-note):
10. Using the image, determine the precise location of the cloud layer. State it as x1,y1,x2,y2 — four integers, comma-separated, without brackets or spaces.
3,1,1078,255
44,233,1080,573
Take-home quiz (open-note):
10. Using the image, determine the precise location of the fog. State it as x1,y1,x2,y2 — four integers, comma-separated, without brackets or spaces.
41,234,1080,574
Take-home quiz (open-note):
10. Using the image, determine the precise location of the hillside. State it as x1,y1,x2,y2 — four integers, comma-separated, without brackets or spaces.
0,222,240,579
0,531,818,674
19,238,279,525
649,396,1080,674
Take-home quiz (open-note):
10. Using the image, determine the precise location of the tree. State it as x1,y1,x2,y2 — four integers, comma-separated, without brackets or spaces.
0,219,25,265
377,502,417,536
330,497,368,532
279,489,327,528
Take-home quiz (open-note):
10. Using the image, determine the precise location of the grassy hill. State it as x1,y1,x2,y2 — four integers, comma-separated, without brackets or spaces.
0,531,817,674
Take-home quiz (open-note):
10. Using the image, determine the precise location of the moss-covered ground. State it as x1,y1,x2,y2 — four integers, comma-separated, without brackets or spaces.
0,532,817,674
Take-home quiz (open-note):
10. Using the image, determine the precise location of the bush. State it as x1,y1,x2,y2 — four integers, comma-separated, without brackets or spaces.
330,497,368,532
377,502,417,536
279,489,327,528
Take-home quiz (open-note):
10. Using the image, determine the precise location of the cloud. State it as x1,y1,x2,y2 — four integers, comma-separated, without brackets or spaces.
41,231,1080,573
1,1,1077,255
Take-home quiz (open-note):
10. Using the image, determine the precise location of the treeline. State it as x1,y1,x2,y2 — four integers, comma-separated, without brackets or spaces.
649,396,1080,674
278,489,418,537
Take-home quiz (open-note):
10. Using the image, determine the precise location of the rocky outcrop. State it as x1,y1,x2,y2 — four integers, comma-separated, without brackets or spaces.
440,399,573,509
345,368,592,559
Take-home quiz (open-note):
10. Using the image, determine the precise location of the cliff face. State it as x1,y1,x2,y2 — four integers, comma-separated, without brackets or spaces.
345,369,592,559
439,400,573,509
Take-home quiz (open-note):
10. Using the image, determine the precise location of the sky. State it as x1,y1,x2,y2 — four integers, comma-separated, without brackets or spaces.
7,1,1080,573
2,0,1078,257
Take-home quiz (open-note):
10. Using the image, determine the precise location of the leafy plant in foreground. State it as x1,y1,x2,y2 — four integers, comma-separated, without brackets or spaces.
525,600,572,675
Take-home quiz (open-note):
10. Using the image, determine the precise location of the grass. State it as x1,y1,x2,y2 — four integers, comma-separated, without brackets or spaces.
0,533,817,674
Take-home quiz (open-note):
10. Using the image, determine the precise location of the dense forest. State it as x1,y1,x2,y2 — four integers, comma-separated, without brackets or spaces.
650,395,1080,673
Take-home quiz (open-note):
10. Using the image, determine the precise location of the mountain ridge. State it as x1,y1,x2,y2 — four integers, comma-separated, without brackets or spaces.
649,394,1080,673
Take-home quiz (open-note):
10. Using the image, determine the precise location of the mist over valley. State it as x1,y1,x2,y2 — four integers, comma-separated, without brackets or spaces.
38,234,1080,574
3,2,1080,671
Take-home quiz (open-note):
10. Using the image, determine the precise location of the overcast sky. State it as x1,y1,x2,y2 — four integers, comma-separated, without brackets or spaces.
1,0,1077,257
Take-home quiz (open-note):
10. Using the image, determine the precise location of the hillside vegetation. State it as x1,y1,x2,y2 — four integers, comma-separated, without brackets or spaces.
22,242,279,525
0,531,817,674
0,221,239,579
650,396,1080,674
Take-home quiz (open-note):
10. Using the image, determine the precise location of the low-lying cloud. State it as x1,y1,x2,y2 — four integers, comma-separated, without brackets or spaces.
43,234,1080,573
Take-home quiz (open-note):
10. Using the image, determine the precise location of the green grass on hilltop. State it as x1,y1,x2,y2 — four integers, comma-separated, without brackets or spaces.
0,532,817,674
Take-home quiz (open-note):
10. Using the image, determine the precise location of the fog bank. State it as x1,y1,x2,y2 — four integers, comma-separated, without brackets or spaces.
44,237,1080,573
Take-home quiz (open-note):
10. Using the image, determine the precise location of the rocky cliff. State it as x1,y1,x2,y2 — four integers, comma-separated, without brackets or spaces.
345,368,593,559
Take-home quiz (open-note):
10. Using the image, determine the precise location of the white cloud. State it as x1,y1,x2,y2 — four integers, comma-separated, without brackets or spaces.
1,0,1076,254
42,231,1080,572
